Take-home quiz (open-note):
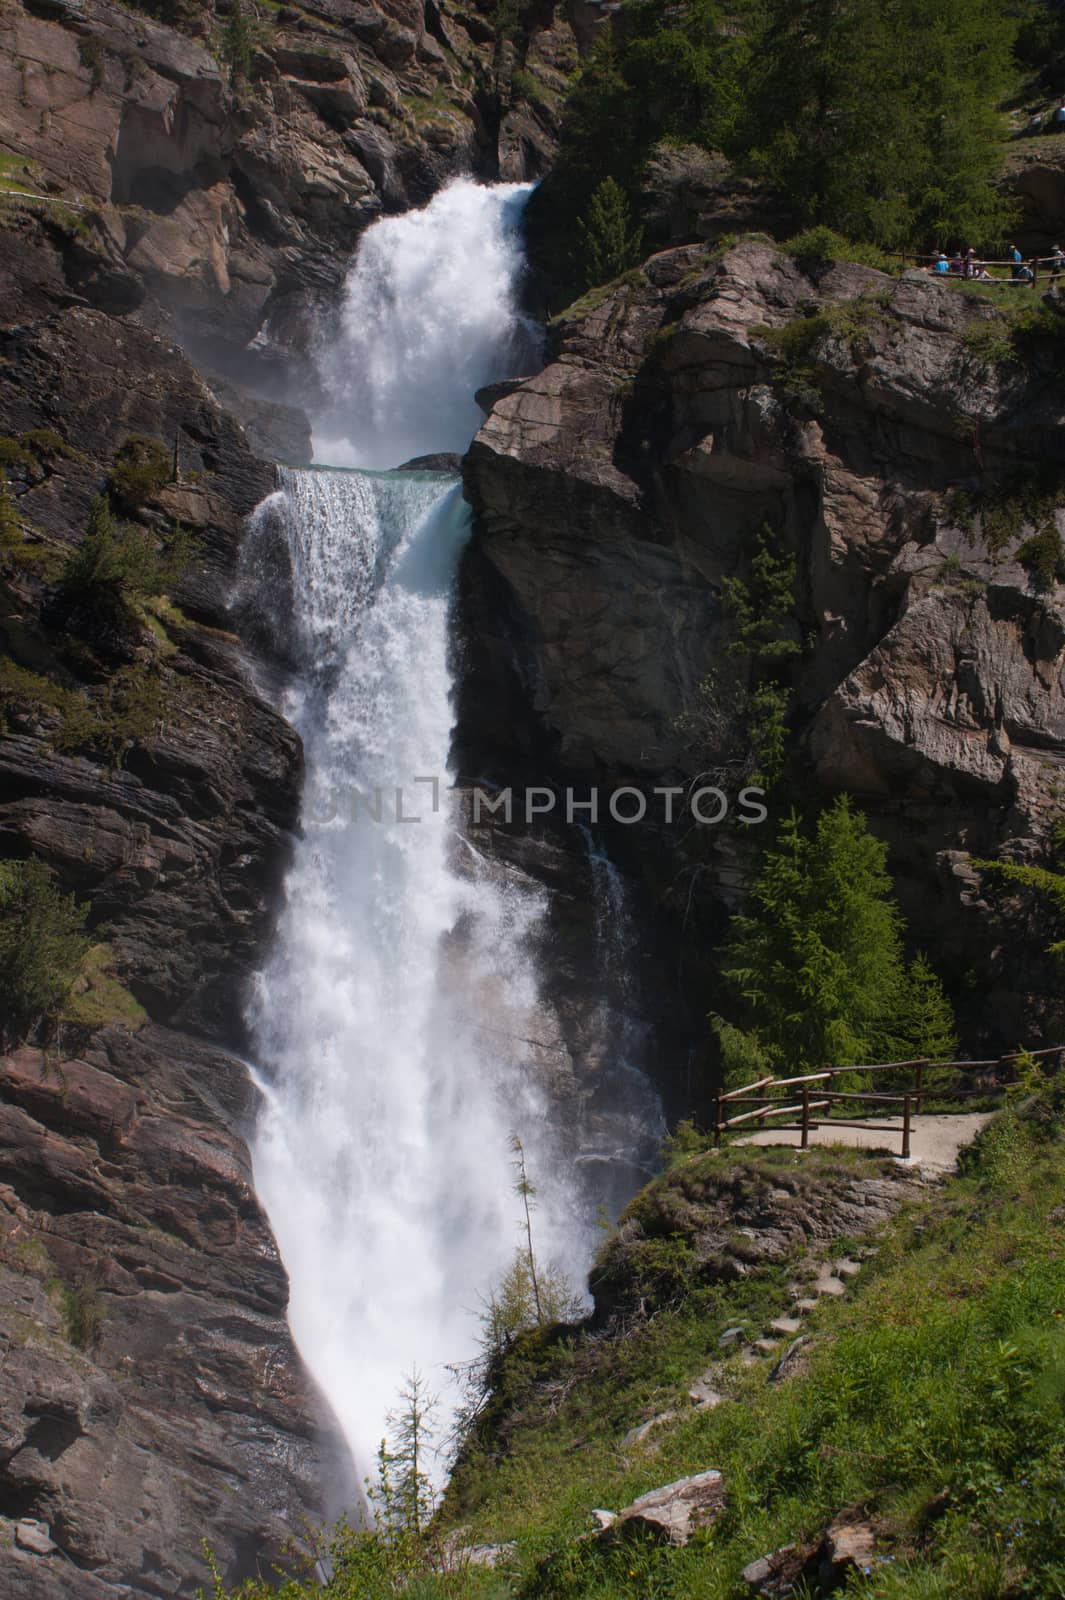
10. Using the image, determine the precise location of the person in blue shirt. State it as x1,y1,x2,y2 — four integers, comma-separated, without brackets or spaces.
934,253,950,274
1010,244,1023,279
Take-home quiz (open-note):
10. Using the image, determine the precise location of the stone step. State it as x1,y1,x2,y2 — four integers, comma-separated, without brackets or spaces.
793,1298,819,1314
768,1315,803,1336
692,1387,725,1410
813,1276,846,1297
834,1257,862,1278
621,1411,678,1449
752,1337,781,1355
718,1325,746,1348
688,1374,724,1407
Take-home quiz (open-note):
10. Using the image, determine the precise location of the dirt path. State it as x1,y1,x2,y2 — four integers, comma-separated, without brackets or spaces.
737,1111,992,1171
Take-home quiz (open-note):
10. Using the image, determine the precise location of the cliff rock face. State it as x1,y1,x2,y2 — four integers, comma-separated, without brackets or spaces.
463,240,1065,1040
0,203,337,1594
0,1029,332,1600
0,0,577,452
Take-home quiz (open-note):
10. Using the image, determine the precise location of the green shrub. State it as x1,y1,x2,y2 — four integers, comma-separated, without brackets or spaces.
0,655,162,766
946,468,1065,557
785,226,898,274
510,67,549,108
0,858,90,1040
59,1278,103,1350
107,434,171,509
0,471,19,548
0,658,96,749
59,497,195,613
1017,523,1065,586
78,36,105,93
21,427,80,463
0,436,34,472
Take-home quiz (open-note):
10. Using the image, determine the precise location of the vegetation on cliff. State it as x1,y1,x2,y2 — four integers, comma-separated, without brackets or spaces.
206,1074,1065,1598
535,0,1061,301
0,858,89,1042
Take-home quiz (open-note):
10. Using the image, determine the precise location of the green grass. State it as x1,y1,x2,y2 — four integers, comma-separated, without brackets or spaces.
61,943,147,1031
0,149,38,199
203,1082,1065,1600
551,269,648,327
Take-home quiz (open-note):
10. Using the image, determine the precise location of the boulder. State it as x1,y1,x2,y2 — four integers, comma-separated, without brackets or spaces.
742,1544,801,1595
15,1519,55,1556
609,1469,726,1545
818,1517,878,1588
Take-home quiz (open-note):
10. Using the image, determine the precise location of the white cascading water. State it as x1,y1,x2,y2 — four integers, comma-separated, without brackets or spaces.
313,180,540,469
243,180,590,1492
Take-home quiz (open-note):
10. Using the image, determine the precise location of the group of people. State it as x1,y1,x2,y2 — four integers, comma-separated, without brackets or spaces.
927,243,1064,285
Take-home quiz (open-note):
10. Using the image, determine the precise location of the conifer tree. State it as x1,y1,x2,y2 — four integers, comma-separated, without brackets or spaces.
377,1368,437,1538
577,177,644,290
722,796,955,1071
0,859,90,1042
223,0,253,84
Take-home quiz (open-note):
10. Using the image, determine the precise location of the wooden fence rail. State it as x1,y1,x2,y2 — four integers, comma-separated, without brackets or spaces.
711,1045,1065,1159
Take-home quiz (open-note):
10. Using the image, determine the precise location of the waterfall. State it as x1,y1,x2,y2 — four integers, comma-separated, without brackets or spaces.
313,180,540,470
241,178,660,1495
578,834,666,1217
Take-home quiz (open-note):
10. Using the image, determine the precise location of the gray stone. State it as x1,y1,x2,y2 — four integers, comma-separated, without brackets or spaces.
621,1411,678,1449
741,1544,800,1595
460,1542,517,1570
611,1469,727,1546
688,1373,724,1407
15,1519,55,1556
819,1518,877,1585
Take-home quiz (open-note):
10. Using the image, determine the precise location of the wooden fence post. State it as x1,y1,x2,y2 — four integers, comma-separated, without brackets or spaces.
915,1058,927,1113
801,1081,810,1149
902,1094,912,1160
713,1094,722,1149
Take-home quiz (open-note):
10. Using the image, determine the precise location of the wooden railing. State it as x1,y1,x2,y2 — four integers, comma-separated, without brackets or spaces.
711,1045,1065,1159
895,252,1064,286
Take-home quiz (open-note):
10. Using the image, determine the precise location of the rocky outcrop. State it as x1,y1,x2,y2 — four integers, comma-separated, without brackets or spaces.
1002,128,1065,253
0,1029,334,1600
604,1469,726,1545
462,237,1065,1041
590,1143,917,1316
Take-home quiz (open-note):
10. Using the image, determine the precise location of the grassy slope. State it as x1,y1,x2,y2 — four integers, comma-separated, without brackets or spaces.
212,1087,1065,1600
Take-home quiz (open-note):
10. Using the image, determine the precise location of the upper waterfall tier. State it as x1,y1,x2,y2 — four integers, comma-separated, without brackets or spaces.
312,179,541,471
